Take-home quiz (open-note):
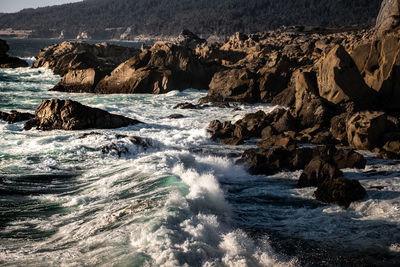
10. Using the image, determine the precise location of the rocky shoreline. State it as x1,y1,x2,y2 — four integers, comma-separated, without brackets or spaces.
0,1,400,264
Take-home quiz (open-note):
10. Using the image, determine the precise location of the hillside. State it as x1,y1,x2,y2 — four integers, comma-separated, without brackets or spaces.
0,0,382,39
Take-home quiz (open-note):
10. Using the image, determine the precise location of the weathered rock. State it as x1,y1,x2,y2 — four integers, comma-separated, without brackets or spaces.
52,68,108,93
95,42,215,94
258,55,292,102
0,110,34,123
221,137,244,146
298,156,343,188
0,39,29,68
317,45,376,106
208,120,234,140
351,35,400,111
375,0,400,36
24,99,142,131
293,70,335,129
333,148,366,169
176,29,206,50
33,41,140,76
382,132,400,156
257,134,296,150
314,178,366,207
236,147,292,175
200,68,259,103
346,111,388,150
102,136,152,157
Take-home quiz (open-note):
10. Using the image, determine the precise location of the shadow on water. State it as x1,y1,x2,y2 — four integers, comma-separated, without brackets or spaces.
0,173,80,239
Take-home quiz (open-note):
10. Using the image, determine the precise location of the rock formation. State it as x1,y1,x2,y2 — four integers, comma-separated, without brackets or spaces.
0,39,29,68
34,41,140,92
95,42,217,94
375,0,400,36
24,99,142,131
0,110,34,123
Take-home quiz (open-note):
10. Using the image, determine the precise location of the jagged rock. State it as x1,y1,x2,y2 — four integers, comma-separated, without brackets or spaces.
236,147,292,175
293,70,335,129
52,68,108,93
346,111,388,150
34,41,139,76
208,120,234,140
375,0,400,36
298,156,343,188
24,99,141,131
95,42,215,94
102,136,152,157
317,45,377,106
221,137,244,146
200,68,259,103
258,55,292,103
314,178,366,207
0,110,34,123
0,39,29,68
351,35,400,111
176,29,206,50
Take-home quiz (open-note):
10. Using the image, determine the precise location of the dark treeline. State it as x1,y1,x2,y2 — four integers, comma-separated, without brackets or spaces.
0,0,382,37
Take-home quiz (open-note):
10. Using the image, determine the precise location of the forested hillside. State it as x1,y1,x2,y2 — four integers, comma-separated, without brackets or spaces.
0,0,382,38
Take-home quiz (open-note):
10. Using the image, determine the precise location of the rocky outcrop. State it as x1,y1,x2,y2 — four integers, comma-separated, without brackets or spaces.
95,42,217,94
315,178,366,207
0,39,29,68
351,35,400,111
24,99,141,131
176,29,206,50
0,110,34,123
317,45,377,107
34,41,140,92
346,111,388,150
375,0,400,36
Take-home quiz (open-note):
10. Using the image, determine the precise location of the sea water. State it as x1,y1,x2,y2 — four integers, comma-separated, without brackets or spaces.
0,43,400,266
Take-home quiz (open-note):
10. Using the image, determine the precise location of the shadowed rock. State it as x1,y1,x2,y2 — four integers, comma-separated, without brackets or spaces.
24,99,142,131
0,110,34,123
0,39,29,68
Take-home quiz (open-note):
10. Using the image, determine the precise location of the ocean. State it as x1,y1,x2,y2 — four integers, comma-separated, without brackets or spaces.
0,39,400,266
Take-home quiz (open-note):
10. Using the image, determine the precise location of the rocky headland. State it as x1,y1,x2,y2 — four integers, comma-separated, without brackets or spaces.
2,0,400,208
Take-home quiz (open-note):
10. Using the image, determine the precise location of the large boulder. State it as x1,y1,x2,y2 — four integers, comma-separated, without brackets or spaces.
95,42,215,94
24,99,141,131
176,29,206,50
314,178,366,208
52,68,108,93
351,35,400,111
298,156,343,188
199,68,259,103
375,0,400,36
346,111,388,150
0,39,29,68
292,70,335,129
317,45,376,107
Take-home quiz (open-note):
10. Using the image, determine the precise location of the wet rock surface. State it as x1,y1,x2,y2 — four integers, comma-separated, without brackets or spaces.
0,110,34,123
0,39,29,68
24,99,142,131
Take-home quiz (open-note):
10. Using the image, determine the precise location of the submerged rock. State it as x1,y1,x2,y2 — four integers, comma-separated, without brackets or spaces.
0,110,34,123
24,99,142,131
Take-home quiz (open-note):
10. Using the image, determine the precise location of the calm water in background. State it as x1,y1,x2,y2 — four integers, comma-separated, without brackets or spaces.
0,39,400,266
